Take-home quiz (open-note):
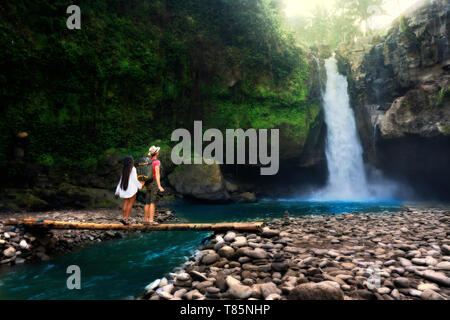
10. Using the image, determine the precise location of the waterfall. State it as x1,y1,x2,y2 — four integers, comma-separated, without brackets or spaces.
316,57,370,200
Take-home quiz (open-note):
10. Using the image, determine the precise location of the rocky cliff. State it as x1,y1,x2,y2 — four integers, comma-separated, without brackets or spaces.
336,0,450,199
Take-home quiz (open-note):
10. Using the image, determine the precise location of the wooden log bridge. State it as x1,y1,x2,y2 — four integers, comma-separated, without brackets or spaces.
4,219,264,233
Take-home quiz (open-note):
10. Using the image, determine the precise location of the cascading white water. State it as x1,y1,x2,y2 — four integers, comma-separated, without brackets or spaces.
318,57,370,200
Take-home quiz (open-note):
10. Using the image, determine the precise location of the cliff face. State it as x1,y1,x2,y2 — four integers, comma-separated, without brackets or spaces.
336,0,450,199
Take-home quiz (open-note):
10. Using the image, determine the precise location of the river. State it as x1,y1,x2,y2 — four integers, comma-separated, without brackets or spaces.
0,200,401,299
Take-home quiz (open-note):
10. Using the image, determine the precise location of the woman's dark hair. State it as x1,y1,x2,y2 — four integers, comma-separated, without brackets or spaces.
120,156,134,191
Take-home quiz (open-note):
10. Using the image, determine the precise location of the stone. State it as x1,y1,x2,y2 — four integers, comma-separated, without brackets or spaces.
232,192,257,203
215,272,227,291
441,244,450,255
158,291,173,300
189,270,208,282
218,246,235,258
421,289,445,300
232,237,247,247
201,252,220,265
417,283,440,291
398,257,412,267
224,232,236,242
265,293,282,300
173,288,187,298
244,248,267,260
167,162,230,202
391,289,401,300
393,277,410,288
19,240,28,249
145,279,161,292
408,289,422,297
271,261,289,272
411,258,427,266
3,247,16,258
184,289,204,300
288,281,344,300
258,282,282,299
226,276,253,299
435,261,450,271
352,289,376,300
261,228,280,238
377,287,391,294
176,272,191,282
420,270,450,287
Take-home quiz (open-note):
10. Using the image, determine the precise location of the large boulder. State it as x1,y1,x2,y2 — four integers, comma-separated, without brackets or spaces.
168,162,230,202
380,81,450,139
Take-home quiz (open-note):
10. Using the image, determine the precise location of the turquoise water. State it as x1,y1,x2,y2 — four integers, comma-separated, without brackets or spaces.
173,199,402,223
0,200,401,299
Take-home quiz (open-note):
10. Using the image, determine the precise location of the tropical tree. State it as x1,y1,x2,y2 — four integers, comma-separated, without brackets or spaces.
335,0,385,36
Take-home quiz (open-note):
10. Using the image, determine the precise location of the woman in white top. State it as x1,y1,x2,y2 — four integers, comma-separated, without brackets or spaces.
115,156,143,225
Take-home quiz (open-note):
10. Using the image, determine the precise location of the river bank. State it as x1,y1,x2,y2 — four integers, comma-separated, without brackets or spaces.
0,206,178,266
140,207,450,300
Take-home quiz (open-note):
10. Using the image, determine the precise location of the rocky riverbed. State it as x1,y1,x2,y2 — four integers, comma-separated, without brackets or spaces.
0,205,178,266
141,207,450,300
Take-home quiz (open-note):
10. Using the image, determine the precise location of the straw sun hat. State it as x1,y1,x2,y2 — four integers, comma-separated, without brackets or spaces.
148,146,161,156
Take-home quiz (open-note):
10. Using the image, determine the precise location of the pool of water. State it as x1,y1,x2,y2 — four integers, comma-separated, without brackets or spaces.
0,200,402,299
173,199,403,223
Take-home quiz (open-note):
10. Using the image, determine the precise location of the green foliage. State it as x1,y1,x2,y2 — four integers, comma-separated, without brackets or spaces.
0,0,318,175
437,86,449,106
287,0,385,48
36,154,55,167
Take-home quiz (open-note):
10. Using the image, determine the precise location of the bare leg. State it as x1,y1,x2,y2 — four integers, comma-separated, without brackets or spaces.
126,194,136,219
144,205,150,223
149,203,156,222
122,199,129,219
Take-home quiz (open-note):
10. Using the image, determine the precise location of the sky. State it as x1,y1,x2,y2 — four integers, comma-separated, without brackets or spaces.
283,0,423,29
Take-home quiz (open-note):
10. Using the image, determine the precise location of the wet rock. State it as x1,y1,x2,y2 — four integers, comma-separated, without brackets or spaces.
288,281,344,300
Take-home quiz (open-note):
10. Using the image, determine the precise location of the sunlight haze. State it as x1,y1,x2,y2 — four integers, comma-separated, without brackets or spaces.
283,0,423,29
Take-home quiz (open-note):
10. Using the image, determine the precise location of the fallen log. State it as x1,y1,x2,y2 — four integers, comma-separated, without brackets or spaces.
4,219,264,233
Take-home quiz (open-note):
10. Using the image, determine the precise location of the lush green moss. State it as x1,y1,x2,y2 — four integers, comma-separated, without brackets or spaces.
0,0,318,177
